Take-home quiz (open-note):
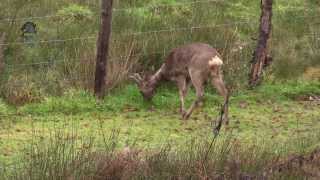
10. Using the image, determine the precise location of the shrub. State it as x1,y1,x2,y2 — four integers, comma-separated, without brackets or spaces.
303,67,320,81
2,75,44,105
2,131,320,180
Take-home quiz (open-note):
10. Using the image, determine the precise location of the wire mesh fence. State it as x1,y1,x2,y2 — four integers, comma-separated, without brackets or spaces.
0,1,318,112
0,0,317,111
0,0,318,99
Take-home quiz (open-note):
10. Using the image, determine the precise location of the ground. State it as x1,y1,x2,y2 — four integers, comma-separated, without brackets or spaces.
0,82,319,165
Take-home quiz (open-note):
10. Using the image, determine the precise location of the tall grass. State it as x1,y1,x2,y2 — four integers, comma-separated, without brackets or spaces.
0,0,319,104
1,128,319,180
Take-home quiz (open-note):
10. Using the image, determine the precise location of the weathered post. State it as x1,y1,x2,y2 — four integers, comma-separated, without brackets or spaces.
249,0,273,87
0,33,6,75
94,0,113,98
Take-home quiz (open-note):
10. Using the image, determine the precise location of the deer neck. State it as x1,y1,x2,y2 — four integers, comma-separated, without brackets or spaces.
149,65,165,87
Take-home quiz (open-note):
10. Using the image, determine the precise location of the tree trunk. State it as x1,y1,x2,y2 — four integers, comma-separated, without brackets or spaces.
94,0,113,98
0,33,6,75
249,0,273,87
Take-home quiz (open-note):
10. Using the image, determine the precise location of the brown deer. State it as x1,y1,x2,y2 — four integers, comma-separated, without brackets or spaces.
131,43,229,122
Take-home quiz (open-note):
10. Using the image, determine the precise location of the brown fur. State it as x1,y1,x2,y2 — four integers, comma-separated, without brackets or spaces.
131,43,229,121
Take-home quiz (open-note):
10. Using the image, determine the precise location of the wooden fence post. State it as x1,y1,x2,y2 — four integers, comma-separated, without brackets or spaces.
94,0,113,98
249,0,273,87
0,33,6,75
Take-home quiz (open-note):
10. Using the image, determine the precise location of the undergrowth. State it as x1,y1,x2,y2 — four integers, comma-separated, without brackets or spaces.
12,80,320,116
0,81,319,179
0,127,319,180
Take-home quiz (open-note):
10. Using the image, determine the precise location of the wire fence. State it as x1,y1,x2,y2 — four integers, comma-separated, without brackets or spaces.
0,20,318,47
0,21,255,47
1,34,317,72
4,50,167,69
0,0,318,92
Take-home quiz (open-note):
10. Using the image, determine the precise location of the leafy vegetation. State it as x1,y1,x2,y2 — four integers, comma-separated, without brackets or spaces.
1,81,320,179
0,0,319,104
0,81,319,161
1,128,320,179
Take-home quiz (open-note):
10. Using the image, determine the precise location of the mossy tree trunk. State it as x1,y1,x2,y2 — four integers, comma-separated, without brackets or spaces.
94,0,113,98
249,0,273,87
0,33,6,75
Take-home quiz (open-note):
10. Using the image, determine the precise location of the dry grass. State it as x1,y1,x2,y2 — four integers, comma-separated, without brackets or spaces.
303,67,320,81
2,130,319,180
2,75,44,105
106,40,140,90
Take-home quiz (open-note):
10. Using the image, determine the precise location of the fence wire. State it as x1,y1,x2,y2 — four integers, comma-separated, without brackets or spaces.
1,16,318,47
0,20,257,47
2,32,317,70
4,50,167,69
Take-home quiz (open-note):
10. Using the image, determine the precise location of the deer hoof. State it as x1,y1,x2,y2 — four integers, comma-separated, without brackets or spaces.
181,113,186,120
182,112,191,120
224,118,229,125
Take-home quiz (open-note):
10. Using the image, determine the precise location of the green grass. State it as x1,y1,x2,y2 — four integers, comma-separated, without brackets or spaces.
0,81,319,165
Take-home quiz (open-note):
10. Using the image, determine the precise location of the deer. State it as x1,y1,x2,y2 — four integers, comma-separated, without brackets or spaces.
131,43,229,123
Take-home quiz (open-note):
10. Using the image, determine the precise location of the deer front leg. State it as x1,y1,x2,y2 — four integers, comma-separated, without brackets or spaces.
176,76,190,118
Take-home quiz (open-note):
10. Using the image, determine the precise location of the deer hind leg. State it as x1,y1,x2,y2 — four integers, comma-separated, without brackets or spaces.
184,71,204,120
211,70,229,124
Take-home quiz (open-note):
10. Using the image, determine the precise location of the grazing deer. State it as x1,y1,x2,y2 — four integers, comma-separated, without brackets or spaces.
131,43,229,122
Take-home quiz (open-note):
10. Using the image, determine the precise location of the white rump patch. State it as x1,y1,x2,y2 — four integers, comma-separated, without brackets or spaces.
208,55,223,66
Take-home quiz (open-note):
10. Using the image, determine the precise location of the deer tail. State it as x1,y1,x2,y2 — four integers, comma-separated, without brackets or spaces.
208,55,223,68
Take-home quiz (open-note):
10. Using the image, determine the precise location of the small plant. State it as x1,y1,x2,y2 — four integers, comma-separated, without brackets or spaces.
56,4,94,22
1,75,44,105
0,99,10,115
303,67,320,81
2,129,320,180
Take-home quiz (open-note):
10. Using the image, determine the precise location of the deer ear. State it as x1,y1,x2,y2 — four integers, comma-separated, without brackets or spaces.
129,73,143,84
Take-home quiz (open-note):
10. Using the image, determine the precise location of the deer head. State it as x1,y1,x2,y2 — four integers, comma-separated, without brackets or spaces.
130,73,156,100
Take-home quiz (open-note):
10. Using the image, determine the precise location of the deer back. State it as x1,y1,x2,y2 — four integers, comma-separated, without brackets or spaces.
162,43,221,80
